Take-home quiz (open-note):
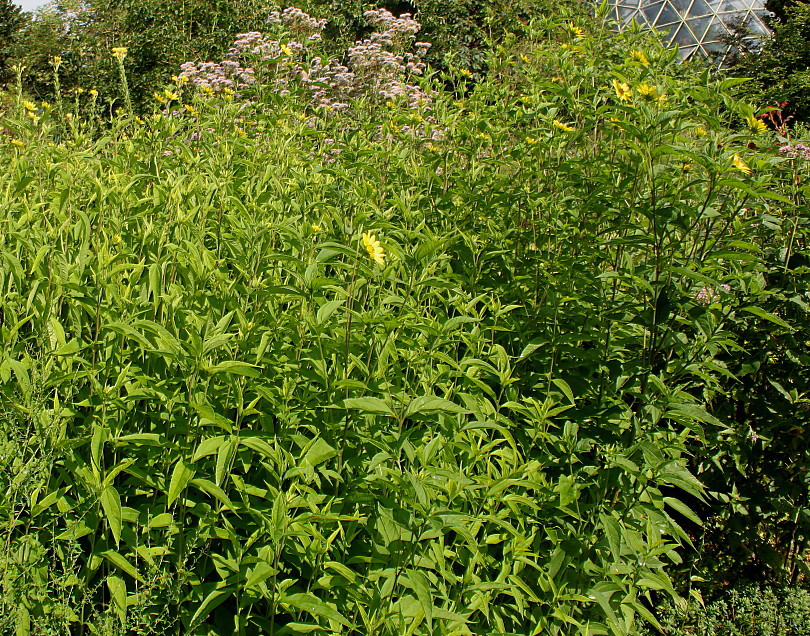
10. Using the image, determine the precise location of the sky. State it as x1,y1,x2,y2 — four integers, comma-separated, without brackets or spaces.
18,0,48,12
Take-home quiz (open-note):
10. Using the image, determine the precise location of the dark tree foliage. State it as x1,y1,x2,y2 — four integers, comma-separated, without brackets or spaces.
0,0,25,83
10,0,279,111
299,0,575,75
729,2,810,123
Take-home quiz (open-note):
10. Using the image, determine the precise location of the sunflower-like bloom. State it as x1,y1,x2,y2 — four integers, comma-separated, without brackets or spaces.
630,50,650,66
733,154,752,175
746,115,767,134
362,232,385,266
111,47,128,60
612,79,632,102
23,100,37,111
636,83,658,100
553,120,576,132
568,23,586,39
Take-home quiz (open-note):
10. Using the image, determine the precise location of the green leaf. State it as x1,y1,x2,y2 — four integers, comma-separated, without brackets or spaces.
107,575,127,624
167,459,195,507
190,585,236,628
245,561,278,589
664,496,703,526
405,395,470,417
741,305,794,330
207,360,262,377
15,606,30,636
100,549,143,582
282,593,351,627
301,438,337,467
192,435,226,462
405,570,433,630
100,486,122,545
113,433,163,447
343,397,395,416
316,298,345,325
215,439,235,486
190,478,237,512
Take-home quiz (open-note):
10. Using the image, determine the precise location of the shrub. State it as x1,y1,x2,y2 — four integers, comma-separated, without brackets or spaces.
641,584,810,635
0,6,807,636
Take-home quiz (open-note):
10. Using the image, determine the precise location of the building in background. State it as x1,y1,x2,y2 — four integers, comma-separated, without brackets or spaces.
605,0,771,65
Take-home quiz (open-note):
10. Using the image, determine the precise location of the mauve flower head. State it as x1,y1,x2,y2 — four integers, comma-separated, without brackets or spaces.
694,284,732,305
178,6,435,112
779,144,810,159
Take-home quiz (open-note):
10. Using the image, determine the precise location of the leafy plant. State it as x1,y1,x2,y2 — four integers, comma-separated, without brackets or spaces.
0,6,806,636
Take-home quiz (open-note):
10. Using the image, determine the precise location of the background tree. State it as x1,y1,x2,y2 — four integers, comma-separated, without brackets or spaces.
0,0,25,84
729,1,810,124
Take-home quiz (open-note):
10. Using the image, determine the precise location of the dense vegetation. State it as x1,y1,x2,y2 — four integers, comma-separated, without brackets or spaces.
0,2,808,635
729,0,810,124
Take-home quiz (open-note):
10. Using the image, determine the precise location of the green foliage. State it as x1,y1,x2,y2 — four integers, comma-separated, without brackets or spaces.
640,584,810,635
0,8,808,636
729,2,810,123
10,0,279,113
299,0,577,74
682,133,810,587
0,0,25,84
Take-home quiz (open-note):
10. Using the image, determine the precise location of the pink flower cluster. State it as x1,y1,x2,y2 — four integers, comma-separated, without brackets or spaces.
177,7,434,112
694,284,732,305
267,7,326,40
779,144,810,160
178,59,256,92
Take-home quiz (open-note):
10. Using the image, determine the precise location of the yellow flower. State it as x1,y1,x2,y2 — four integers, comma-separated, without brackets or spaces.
111,47,128,60
568,23,586,39
41,100,50,109
630,50,650,66
112,234,122,245
280,43,293,56
10,139,24,147
89,89,98,97
612,79,632,102
223,87,235,95
526,137,537,144
311,224,322,232
153,91,167,104
65,111,73,119
74,87,84,94
163,89,180,101
362,232,385,266
51,56,62,65
636,83,658,100
732,154,752,175
746,115,767,134
656,93,668,105
235,126,247,138
553,119,576,132
184,104,198,115
519,53,531,63
695,126,707,136
23,100,37,111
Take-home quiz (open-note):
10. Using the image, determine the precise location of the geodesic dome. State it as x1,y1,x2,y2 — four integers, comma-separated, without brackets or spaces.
606,0,771,65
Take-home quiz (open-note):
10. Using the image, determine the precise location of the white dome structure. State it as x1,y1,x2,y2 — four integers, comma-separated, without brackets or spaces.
606,0,771,65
